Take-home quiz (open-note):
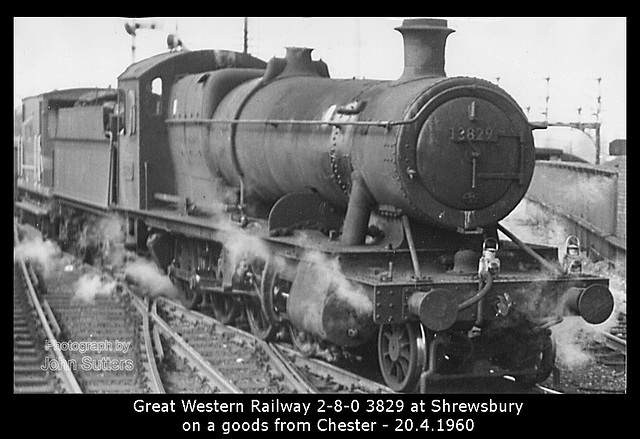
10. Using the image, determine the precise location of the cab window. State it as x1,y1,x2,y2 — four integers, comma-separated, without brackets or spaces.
151,77,162,116
127,89,136,135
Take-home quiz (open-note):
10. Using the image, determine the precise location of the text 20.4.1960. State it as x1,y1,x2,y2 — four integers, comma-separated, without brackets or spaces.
395,418,475,432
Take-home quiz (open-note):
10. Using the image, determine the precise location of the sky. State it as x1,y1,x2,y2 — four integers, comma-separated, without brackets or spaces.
14,17,626,162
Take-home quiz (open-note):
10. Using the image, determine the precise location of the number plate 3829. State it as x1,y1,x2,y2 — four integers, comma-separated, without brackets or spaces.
449,126,496,142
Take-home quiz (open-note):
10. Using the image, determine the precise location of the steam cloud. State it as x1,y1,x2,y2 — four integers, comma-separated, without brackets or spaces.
503,199,627,370
303,248,373,316
218,221,272,271
73,273,116,303
14,235,62,278
124,258,178,298
73,216,178,298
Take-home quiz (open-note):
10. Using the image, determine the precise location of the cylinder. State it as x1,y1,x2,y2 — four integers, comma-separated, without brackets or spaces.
564,284,614,324
287,260,376,347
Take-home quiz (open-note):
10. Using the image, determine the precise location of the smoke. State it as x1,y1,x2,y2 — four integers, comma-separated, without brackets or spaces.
14,235,62,278
302,248,373,317
551,314,621,369
551,317,595,368
70,215,177,299
73,273,116,303
502,197,627,371
512,281,559,320
124,258,178,298
510,275,625,370
211,212,274,278
96,216,127,266
79,215,128,267
501,200,571,258
511,273,626,370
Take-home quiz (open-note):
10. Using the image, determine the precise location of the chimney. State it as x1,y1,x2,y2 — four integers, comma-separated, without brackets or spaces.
280,47,320,77
395,18,454,79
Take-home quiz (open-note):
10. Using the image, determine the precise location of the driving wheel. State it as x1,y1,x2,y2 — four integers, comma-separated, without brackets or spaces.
378,322,427,392
244,260,279,341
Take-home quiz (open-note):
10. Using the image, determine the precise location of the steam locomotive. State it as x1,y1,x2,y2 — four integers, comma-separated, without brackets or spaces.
15,18,614,392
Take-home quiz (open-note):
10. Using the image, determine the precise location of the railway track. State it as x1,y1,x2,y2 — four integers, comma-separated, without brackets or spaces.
533,384,563,394
152,298,394,393
14,263,65,393
538,312,627,394
14,221,163,394
601,312,626,357
593,314,626,368
14,220,396,394
40,267,161,393
601,332,626,356
16,219,625,395
14,222,83,393
271,344,394,393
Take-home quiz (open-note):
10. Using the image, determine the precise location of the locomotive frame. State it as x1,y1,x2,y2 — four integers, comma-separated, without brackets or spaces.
15,18,615,393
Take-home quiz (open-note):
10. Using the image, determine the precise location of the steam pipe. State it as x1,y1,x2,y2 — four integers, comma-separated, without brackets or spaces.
341,172,373,245
402,215,421,278
407,252,493,333
458,270,492,311
474,294,485,327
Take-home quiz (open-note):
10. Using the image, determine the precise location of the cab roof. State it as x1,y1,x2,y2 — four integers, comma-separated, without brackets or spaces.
117,49,266,82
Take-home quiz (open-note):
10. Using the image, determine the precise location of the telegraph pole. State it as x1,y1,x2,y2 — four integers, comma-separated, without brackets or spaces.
594,77,602,164
543,76,551,122
530,76,602,164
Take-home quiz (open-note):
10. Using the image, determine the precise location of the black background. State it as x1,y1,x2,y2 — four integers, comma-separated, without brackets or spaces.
10,392,627,435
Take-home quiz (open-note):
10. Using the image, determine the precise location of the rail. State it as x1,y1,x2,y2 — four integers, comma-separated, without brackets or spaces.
273,344,396,394
266,343,318,394
128,294,165,393
14,220,83,393
148,301,243,393
154,297,316,393
600,331,626,355
16,219,167,393
534,384,563,394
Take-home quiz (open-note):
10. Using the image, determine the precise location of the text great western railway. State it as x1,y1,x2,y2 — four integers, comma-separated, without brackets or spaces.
133,398,523,416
